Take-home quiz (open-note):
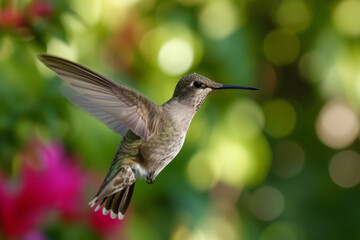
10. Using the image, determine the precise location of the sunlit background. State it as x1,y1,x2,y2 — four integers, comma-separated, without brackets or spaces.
1,0,360,239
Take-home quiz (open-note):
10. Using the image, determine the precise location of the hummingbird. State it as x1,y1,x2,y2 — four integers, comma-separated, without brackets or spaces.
38,54,258,220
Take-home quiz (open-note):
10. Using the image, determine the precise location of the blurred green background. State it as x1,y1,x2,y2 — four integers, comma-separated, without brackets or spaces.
1,0,360,239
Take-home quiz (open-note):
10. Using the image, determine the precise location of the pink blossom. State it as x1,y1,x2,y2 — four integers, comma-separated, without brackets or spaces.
0,141,86,237
21,141,86,219
26,0,54,19
0,140,126,238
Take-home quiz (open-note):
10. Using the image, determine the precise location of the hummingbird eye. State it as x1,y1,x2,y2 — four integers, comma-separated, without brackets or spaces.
192,81,203,88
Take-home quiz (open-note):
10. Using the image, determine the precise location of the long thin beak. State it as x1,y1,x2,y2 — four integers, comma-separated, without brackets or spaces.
212,84,259,90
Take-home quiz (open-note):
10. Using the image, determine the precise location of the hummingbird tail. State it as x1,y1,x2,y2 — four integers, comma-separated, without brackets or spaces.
89,183,135,220
88,165,136,220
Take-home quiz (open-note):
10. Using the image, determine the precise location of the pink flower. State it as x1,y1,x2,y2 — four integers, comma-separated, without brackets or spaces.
26,0,54,19
0,140,126,238
0,141,86,237
0,174,44,237
22,142,86,219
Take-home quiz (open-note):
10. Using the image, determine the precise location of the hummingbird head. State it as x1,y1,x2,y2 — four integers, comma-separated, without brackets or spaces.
172,73,258,110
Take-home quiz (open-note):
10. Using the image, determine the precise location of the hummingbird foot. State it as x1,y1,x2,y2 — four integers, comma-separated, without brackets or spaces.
146,172,156,184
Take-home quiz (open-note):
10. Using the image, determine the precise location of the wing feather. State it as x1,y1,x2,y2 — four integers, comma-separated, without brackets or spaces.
62,86,130,135
39,54,163,140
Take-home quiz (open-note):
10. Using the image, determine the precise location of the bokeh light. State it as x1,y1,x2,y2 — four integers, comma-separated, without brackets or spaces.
207,126,271,188
263,99,297,138
0,36,13,60
316,100,359,149
260,221,306,240
186,117,271,190
321,67,344,100
172,225,205,240
177,0,203,6
197,215,238,240
298,51,326,83
214,140,252,188
140,23,203,70
275,0,312,33
171,204,241,240
46,38,77,61
225,99,264,139
199,0,241,40
329,150,360,188
140,27,171,66
263,29,300,66
273,141,305,178
186,151,219,191
70,0,101,27
100,0,141,30
333,0,360,37
186,139,253,190
250,186,284,221
158,38,194,76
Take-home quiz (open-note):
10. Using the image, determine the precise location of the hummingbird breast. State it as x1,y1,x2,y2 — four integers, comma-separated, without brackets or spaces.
139,103,195,177
140,122,187,177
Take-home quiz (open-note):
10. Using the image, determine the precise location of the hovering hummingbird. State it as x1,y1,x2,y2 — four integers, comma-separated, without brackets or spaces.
38,54,258,220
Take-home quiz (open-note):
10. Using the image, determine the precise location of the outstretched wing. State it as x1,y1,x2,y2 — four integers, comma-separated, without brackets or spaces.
62,86,130,136
38,54,163,140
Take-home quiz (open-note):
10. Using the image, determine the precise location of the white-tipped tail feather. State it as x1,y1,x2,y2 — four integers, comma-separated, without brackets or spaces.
118,212,125,220
90,203,126,220
88,197,98,208
110,211,117,219
102,208,110,216
88,168,136,221
89,197,126,219
94,204,101,212
88,183,135,221
89,200,116,217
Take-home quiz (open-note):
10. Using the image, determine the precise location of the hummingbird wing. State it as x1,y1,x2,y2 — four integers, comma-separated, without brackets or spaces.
38,54,163,141
62,86,130,136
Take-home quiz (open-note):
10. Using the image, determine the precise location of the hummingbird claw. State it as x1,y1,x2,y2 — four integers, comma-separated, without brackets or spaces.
146,172,156,184
146,178,155,184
